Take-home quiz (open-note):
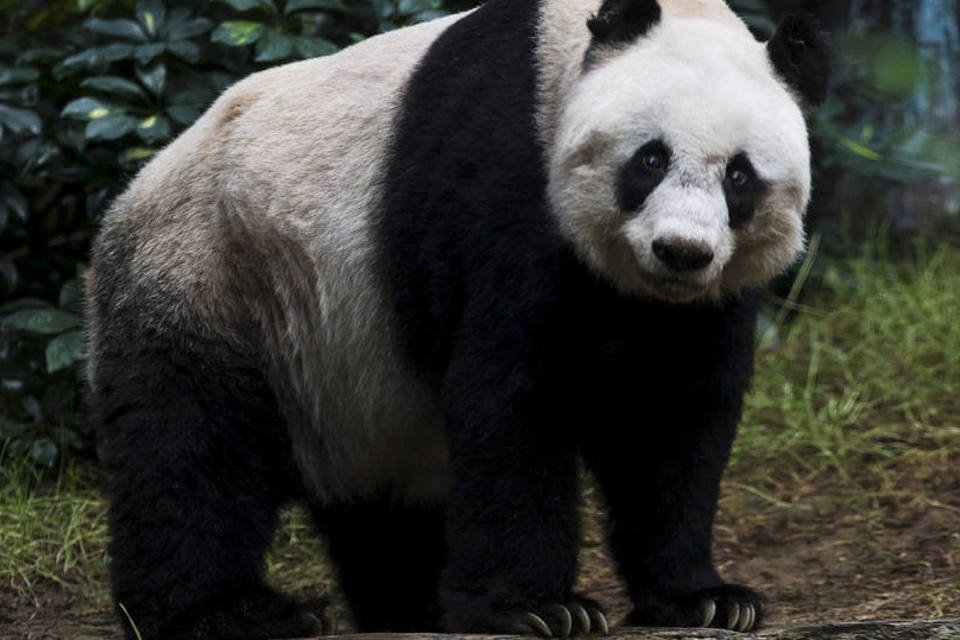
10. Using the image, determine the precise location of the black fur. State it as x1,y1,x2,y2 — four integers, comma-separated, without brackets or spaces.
724,153,767,229
312,498,446,631
569,277,764,627
89,226,319,640
380,0,761,632
768,14,830,106
379,0,584,630
587,0,661,51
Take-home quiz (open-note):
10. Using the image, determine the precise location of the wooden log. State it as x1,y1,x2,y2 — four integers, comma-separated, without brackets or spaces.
306,620,960,640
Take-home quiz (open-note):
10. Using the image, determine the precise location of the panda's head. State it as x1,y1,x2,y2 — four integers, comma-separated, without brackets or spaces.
546,0,828,303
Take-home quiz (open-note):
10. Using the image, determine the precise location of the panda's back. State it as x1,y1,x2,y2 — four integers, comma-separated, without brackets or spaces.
89,13,471,504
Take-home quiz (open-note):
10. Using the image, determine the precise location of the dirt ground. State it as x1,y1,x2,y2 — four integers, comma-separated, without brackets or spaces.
5,476,959,640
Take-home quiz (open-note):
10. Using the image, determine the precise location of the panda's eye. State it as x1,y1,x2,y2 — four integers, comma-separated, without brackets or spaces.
642,149,667,172
616,140,671,214
724,153,766,229
728,168,749,188
725,158,755,190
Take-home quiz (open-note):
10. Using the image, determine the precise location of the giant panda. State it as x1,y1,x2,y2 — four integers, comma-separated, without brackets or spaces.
85,0,828,637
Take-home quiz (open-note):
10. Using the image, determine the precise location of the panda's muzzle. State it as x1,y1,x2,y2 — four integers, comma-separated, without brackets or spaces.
652,236,715,272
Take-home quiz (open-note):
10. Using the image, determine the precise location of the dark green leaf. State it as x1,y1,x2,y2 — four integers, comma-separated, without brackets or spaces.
408,9,447,23
31,437,59,467
61,96,114,120
164,15,213,41
136,0,167,37
217,0,278,12
5,437,29,459
0,67,40,86
211,21,265,46
136,63,167,97
255,29,296,62
166,86,214,124
58,280,81,310
285,0,348,13
0,258,17,290
0,298,50,314
18,48,66,64
16,139,59,171
293,36,338,59
0,105,41,135
122,147,158,163
2,186,28,221
23,396,42,422
85,113,138,141
0,206,7,234
135,114,171,142
397,0,441,17
134,42,167,65
46,330,84,374
57,44,136,73
80,76,147,99
166,104,201,125
165,40,201,63
2,308,82,334
84,17,148,42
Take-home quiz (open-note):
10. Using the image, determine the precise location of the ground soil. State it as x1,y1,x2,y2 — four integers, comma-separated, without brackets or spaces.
4,476,959,639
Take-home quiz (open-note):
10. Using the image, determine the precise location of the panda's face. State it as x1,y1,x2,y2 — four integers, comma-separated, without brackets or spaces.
547,15,811,303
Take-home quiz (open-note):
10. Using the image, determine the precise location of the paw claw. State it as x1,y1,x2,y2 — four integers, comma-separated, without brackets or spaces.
699,599,717,628
738,603,754,632
321,609,338,635
304,613,324,635
589,608,609,636
548,605,572,638
568,602,590,635
522,611,554,638
725,603,740,630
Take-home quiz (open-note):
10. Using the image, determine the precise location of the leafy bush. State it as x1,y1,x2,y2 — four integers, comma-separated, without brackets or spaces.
811,29,960,248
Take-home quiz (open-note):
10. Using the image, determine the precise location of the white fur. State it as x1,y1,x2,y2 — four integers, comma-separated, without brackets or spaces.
543,3,811,302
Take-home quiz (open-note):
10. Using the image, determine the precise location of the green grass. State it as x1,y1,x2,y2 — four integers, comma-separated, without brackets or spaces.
0,458,333,605
733,241,960,497
2,241,959,609
0,457,110,598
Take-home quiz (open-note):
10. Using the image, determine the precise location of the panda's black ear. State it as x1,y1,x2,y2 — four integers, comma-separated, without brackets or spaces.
587,0,661,48
768,14,830,107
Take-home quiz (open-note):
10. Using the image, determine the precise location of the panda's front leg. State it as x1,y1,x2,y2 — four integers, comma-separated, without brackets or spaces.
437,345,607,638
581,378,764,632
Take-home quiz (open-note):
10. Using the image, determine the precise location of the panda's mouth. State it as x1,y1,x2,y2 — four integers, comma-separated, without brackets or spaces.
612,236,715,303
637,271,711,303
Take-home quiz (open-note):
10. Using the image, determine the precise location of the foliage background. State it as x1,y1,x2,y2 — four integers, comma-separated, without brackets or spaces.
1,0,959,465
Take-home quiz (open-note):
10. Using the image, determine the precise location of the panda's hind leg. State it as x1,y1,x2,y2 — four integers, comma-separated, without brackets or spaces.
91,302,327,639
313,497,446,632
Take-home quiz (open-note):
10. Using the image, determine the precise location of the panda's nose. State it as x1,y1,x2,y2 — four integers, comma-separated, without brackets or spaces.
652,237,714,272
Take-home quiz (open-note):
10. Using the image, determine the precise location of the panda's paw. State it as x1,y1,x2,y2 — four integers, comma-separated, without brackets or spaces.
626,584,764,632
443,594,608,637
163,593,337,639
515,597,609,638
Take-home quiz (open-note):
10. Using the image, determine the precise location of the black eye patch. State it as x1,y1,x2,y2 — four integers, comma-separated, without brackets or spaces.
723,153,767,229
616,139,671,214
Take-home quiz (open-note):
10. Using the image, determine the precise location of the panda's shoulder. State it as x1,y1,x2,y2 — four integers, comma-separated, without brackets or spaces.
213,12,469,132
